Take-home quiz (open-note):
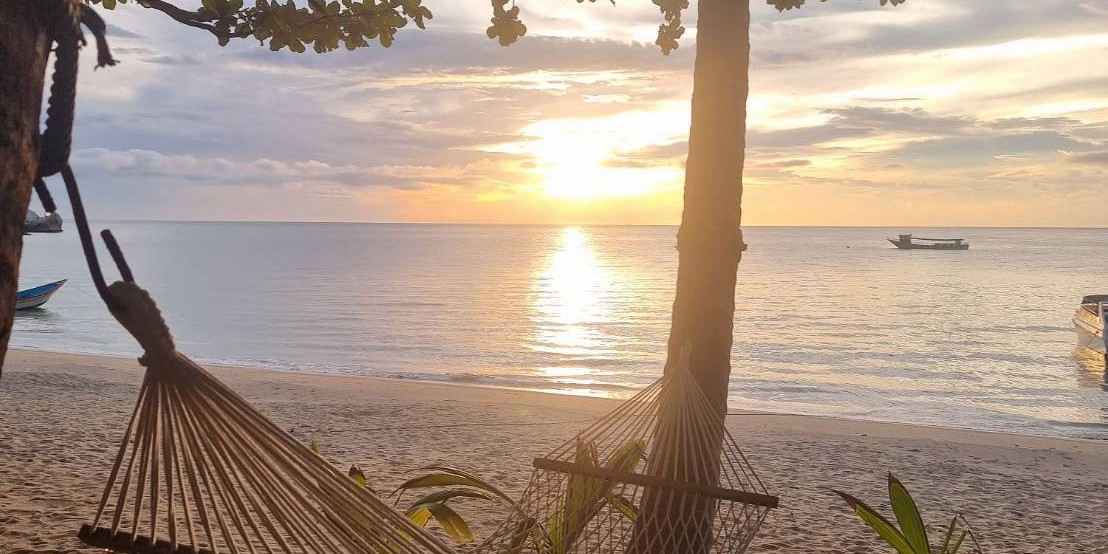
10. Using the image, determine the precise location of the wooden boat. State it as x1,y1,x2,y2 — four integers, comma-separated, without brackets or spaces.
1074,295,1107,355
887,234,969,250
15,279,66,310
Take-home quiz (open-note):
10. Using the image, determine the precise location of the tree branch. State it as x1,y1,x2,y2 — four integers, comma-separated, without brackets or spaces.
136,0,218,33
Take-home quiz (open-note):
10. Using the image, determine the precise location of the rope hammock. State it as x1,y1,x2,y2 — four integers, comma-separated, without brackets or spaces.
476,348,777,554
32,4,456,553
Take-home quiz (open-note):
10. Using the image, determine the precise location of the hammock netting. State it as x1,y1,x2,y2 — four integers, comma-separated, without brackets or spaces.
476,354,777,554
78,283,458,554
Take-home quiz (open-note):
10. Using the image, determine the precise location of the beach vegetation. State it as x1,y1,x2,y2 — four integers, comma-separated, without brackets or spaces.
393,438,646,548
835,474,983,554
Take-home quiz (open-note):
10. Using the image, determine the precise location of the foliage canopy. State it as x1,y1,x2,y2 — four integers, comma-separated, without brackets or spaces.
90,0,907,55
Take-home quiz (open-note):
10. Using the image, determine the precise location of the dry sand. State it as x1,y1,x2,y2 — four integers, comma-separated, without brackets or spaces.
2,349,1107,553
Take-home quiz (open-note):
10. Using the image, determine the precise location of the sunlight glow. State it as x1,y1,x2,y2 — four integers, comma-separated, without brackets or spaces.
490,109,687,202
531,227,612,356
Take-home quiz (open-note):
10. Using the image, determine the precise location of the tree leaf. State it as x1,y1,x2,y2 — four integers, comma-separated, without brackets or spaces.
405,505,432,527
309,439,320,454
605,493,638,522
425,503,474,543
407,488,495,507
834,490,916,554
348,465,368,487
394,466,513,504
888,474,930,554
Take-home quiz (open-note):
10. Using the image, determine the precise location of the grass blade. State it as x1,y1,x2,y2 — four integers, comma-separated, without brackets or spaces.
939,515,958,554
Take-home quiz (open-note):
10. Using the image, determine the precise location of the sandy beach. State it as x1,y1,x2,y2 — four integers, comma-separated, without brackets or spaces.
2,348,1107,553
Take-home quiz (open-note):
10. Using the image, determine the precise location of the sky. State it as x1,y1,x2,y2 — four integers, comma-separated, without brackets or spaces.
51,0,1108,226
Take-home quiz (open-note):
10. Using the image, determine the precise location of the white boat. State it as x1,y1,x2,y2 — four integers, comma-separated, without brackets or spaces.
1073,295,1108,355
25,209,63,233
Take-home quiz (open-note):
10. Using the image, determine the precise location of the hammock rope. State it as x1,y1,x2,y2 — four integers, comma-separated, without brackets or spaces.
31,4,457,552
477,347,776,554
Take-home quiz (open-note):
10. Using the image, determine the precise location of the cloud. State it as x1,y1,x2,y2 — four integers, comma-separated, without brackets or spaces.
58,0,1108,225
1065,151,1108,165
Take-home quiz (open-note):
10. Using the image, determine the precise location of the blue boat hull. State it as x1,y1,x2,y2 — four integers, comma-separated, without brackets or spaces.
16,279,67,310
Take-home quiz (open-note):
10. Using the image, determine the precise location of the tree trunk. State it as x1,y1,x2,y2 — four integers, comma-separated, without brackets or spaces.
0,0,50,375
668,0,749,416
628,0,750,552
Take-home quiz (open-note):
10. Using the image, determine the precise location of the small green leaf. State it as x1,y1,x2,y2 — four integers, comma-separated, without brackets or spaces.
408,488,495,506
939,516,958,554
405,505,432,527
348,465,368,487
309,439,320,454
949,530,968,553
425,503,473,543
835,490,916,554
888,475,930,554
605,493,638,522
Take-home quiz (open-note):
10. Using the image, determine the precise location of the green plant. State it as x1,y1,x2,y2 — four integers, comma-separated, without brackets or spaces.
394,465,522,543
394,438,646,550
834,474,983,554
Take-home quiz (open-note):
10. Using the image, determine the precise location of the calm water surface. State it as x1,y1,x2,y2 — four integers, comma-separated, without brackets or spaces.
14,223,1108,439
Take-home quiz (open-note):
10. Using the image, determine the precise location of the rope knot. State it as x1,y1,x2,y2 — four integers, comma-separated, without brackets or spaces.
106,281,176,357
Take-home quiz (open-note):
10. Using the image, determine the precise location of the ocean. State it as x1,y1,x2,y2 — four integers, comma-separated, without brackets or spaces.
12,223,1108,439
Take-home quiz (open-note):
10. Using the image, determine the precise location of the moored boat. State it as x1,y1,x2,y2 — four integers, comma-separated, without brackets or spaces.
1074,295,1107,355
15,279,67,310
887,234,969,250
25,209,63,233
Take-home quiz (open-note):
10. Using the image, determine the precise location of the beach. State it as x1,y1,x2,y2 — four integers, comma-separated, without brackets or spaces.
2,349,1106,553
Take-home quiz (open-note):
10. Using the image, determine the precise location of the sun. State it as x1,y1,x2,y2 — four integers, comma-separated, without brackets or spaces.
489,109,688,202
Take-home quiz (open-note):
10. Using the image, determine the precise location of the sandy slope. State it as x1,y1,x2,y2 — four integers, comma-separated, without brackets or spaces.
2,349,1106,553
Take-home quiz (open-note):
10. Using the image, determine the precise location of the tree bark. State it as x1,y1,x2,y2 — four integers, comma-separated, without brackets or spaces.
668,0,749,416
628,0,750,552
0,0,50,375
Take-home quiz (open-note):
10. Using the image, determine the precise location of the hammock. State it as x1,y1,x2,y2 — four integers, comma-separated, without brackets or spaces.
30,4,456,553
77,282,457,554
476,348,777,554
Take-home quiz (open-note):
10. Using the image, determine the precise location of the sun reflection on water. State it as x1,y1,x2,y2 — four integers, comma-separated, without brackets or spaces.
530,227,617,389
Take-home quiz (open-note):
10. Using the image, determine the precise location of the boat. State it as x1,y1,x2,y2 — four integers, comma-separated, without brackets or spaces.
15,279,67,310
1074,295,1108,355
25,209,63,233
887,234,969,250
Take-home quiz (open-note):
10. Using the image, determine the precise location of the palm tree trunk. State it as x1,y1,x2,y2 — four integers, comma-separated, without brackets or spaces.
628,0,750,552
0,0,50,375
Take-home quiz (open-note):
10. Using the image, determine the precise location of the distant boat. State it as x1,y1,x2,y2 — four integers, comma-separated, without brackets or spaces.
15,279,66,310
25,209,63,233
887,234,969,250
1074,295,1107,355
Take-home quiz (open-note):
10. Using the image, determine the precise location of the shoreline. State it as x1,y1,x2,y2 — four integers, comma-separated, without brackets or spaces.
3,349,1108,552
10,346,1107,444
